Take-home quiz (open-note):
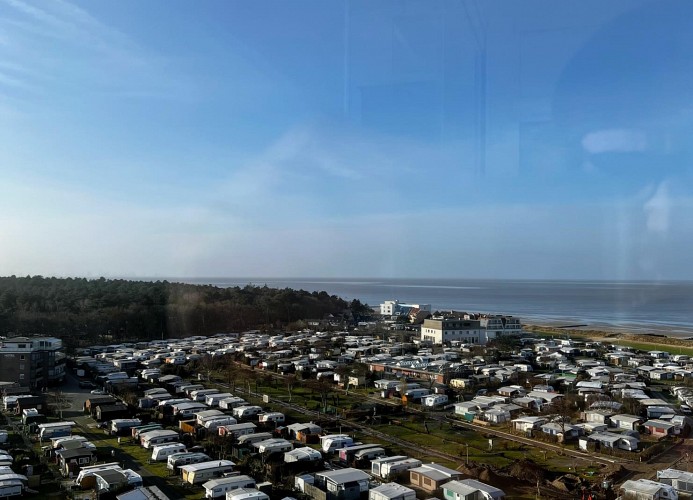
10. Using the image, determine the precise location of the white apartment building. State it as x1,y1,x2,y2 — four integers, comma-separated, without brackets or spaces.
380,300,431,316
420,314,521,345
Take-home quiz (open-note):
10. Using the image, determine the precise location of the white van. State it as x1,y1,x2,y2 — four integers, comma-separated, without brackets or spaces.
151,443,186,461
203,474,256,499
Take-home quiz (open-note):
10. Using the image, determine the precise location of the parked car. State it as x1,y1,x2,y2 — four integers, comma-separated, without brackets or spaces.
91,389,106,395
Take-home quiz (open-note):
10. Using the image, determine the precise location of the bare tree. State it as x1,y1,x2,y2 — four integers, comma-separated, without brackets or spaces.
285,374,298,403
48,390,72,420
306,378,334,413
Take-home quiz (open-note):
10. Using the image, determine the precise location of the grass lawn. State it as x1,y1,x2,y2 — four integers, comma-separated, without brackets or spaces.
606,340,693,356
61,419,204,500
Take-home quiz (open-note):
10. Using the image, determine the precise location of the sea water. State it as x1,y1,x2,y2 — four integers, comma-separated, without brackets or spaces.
181,278,693,337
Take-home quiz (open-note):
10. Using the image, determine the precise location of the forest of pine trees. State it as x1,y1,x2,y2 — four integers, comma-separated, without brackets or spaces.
0,276,371,342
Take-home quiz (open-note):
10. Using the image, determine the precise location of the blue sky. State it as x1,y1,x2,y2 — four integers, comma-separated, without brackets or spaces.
1,0,692,280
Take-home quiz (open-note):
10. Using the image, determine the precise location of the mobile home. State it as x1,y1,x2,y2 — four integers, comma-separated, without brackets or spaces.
109,419,142,436
232,406,263,420
0,478,23,498
38,421,76,440
370,456,408,478
422,394,449,407
180,460,235,485
320,434,354,453
204,417,238,432
74,462,122,488
258,412,285,425
237,432,273,446
226,488,269,500
172,402,209,417
316,371,335,381
254,438,292,454
141,429,180,449
151,443,187,461
354,447,386,463
167,452,212,472
157,398,191,408
181,384,204,396
190,389,220,402
51,435,89,449
338,444,382,464
219,397,247,410
205,393,234,407
196,410,226,426
218,423,256,438
403,388,431,403
380,458,422,478
132,424,162,439
143,388,169,397
203,475,256,499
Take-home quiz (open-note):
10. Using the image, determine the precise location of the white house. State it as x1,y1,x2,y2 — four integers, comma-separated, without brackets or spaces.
511,417,546,433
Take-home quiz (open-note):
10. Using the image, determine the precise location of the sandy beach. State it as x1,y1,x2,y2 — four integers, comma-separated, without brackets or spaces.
523,322,693,349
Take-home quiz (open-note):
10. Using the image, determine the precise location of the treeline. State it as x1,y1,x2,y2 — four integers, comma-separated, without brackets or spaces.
0,276,371,342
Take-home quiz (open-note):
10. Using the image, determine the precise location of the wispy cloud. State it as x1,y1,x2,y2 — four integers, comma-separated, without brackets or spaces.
582,128,648,154
0,0,180,103
214,121,476,226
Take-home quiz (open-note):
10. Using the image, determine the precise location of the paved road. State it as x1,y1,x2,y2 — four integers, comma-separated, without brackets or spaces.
51,372,94,419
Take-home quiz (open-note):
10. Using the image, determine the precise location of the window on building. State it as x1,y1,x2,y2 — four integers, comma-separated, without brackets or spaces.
19,374,24,380
18,344,26,348
20,355,25,360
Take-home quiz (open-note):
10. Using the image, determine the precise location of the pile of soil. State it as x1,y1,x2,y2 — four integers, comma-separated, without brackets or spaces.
551,473,582,492
507,459,546,483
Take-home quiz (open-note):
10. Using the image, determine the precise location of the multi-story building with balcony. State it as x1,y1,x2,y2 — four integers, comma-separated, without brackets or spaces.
0,337,65,389
420,313,522,345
